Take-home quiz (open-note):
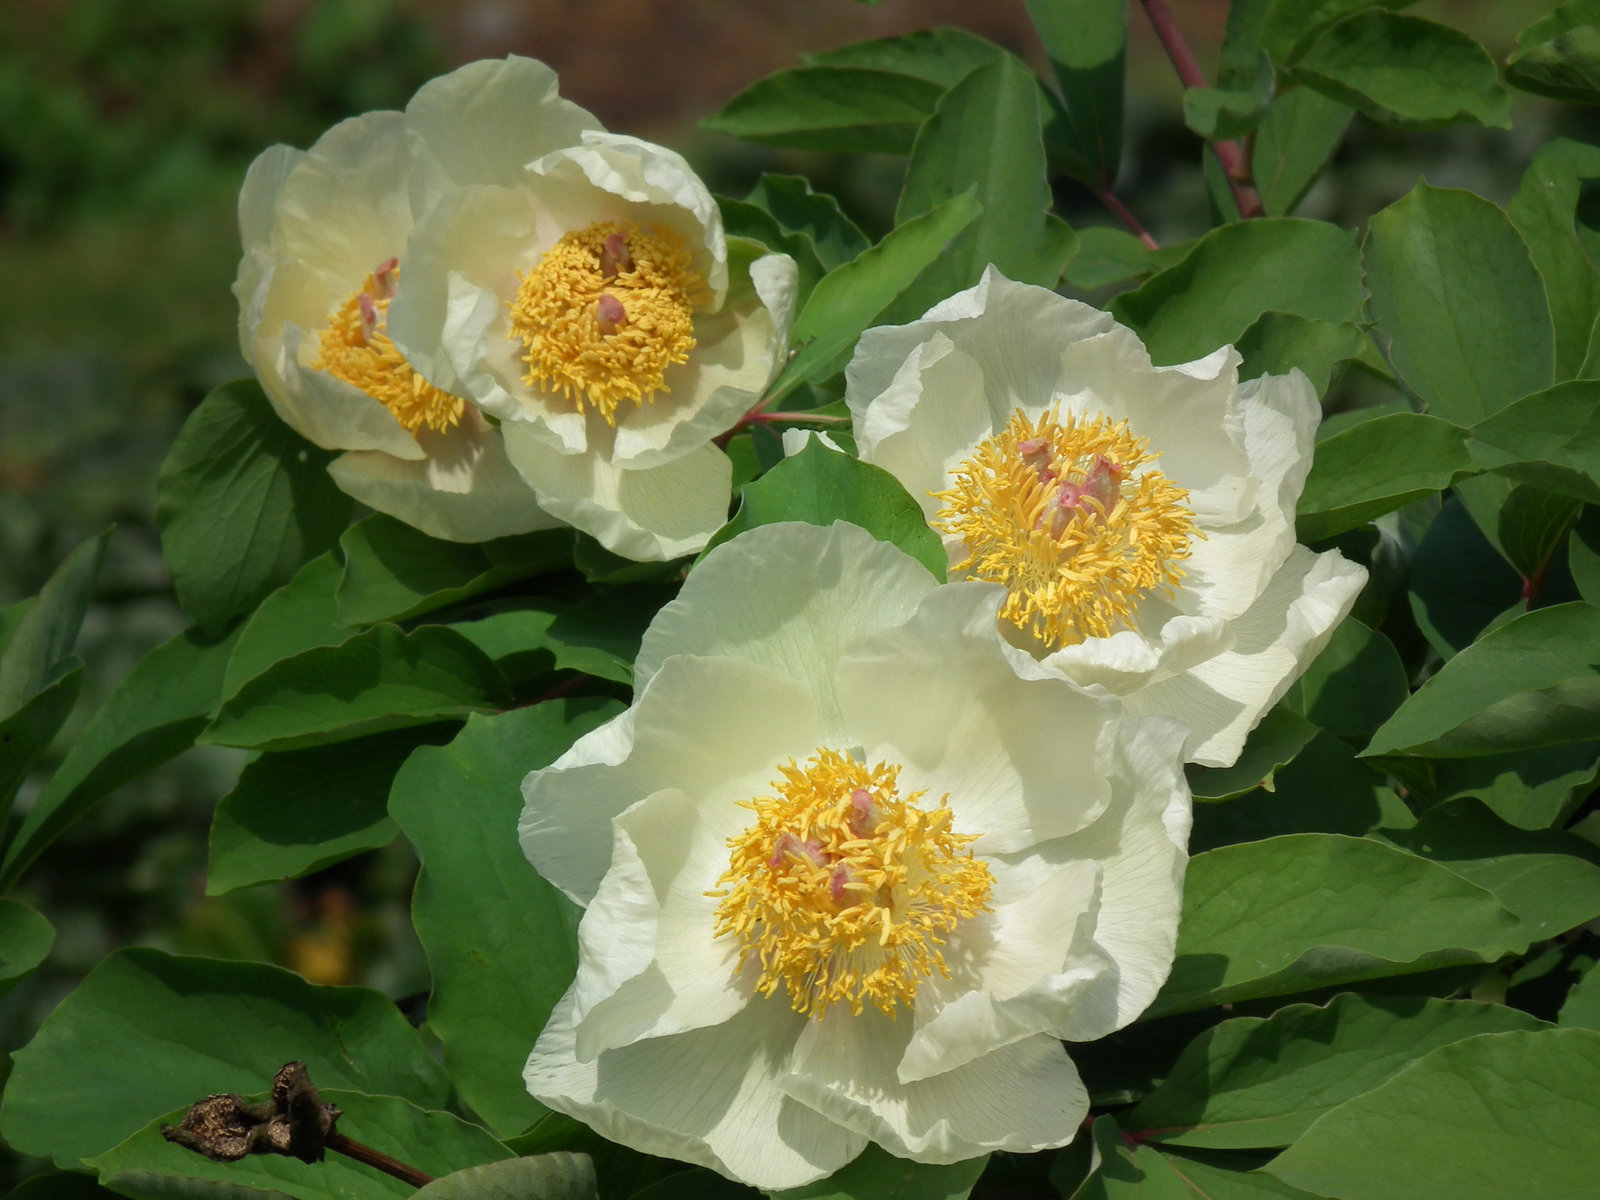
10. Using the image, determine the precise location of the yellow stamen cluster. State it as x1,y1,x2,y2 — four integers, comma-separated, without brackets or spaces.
710,748,992,1018
508,220,708,424
934,408,1198,648
314,261,465,434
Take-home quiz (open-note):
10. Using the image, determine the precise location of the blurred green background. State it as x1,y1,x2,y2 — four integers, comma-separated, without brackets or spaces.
0,0,1560,1187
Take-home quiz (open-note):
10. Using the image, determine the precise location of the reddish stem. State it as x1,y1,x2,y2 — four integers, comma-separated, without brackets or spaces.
1095,188,1160,250
326,1132,433,1188
1139,0,1264,218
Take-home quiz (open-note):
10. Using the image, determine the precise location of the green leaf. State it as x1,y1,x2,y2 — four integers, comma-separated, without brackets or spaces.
1509,23,1600,105
1571,504,1600,602
1252,87,1354,217
701,66,945,154
1468,381,1600,506
1186,707,1318,801
0,624,242,891
1365,603,1600,757
1496,485,1581,582
7,1173,118,1200
207,725,457,895
1426,742,1600,830
702,438,946,579
390,701,621,1137
1291,11,1510,128
156,380,353,637
0,529,107,719
804,26,1004,86
1507,139,1600,381
1148,833,1524,1018
1235,312,1364,394
772,1144,987,1200
1124,993,1546,1149
1406,495,1525,659
202,624,510,752
1265,1028,1600,1200
1259,0,1420,64
1061,226,1160,290
1183,50,1274,140
1,947,449,1166
889,55,1078,322
92,1094,510,1200
1285,618,1410,740
1561,955,1600,1028
721,198,826,304
1025,0,1127,187
768,192,981,403
1111,218,1361,366
1514,0,1600,53
1076,1119,1319,1199
1296,413,1476,541
337,515,570,627
0,898,55,998
414,1153,597,1200
743,175,870,272
223,552,353,700
1364,184,1554,423
546,586,677,686
0,665,83,831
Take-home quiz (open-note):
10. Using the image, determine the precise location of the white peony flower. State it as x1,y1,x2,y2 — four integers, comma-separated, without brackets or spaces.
844,267,1368,768
519,521,1190,1188
233,58,598,541
385,66,798,562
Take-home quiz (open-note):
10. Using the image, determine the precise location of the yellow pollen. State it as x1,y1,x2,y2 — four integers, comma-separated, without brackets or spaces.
508,220,708,425
933,408,1199,648
709,748,992,1018
314,260,466,435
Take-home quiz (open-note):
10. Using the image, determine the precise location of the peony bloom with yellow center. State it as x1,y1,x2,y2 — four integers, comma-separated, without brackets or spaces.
843,267,1368,768
519,521,1191,1188
233,59,600,541
384,67,797,561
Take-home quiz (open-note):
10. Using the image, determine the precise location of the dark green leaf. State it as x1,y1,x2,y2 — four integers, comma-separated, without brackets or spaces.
1468,381,1600,506
1061,226,1159,290
0,529,106,719
1506,139,1600,381
93,1094,510,1200
1111,218,1361,365
1148,834,1524,1018
1235,312,1364,394
767,191,981,403
1266,1029,1600,1200
1076,1119,1317,1199
2,947,449,1166
1571,504,1600,602
337,515,570,627
1296,413,1476,541
700,66,945,154
1125,993,1545,1149
743,176,869,272
0,898,55,998
772,1144,987,1200
804,27,1003,86
413,1152,596,1200
702,438,945,579
1252,87,1353,217
1508,24,1600,105
1426,742,1600,830
1366,603,1600,757
0,665,82,830
1186,707,1317,801
720,201,826,307
1291,11,1510,128
1183,50,1274,140
1496,485,1581,582
1364,184,1554,423
889,55,1078,321
1259,0,1417,64
1561,955,1600,1028
546,587,677,685
1286,618,1410,740
223,552,352,700
7,1173,116,1200
1406,495,1525,659
0,624,242,891
202,624,509,752
156,380,352,637
390,701,621,1137
207,725,456,894
1026,0,1127,187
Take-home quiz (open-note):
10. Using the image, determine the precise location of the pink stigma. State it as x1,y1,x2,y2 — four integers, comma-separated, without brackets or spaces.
596,294,627,335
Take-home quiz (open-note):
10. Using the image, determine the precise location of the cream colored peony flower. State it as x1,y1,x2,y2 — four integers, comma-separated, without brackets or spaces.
519,521,1190,1188
233,58,599,541
844,267,1368,768
385,67,798,561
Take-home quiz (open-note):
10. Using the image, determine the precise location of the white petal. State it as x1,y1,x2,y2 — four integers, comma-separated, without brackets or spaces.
405,55,602,191
502,427,733,561
634,522,939,735
528,989,865,1189
1128,546,1368,767
326,408,560,542
521,654,824,905
1026,615,1234,695
781,1008,1087,1163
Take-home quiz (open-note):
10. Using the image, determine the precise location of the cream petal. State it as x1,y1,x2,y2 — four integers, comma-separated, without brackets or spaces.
528,989,864,1189
569,788,752,1058
501,427,732,560
1127,545,1368,767
236,144,303,264
271,321,425,459
782,1009,1087,1163
835,582,1123,853
635,522,939,736
326,409,560,542
521,654,824,905
405,55,602,191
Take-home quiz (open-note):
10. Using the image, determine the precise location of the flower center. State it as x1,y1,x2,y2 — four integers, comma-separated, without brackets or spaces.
933,408,1198,648
508,220,708,425
710,748,992,1018
314,257,465,434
